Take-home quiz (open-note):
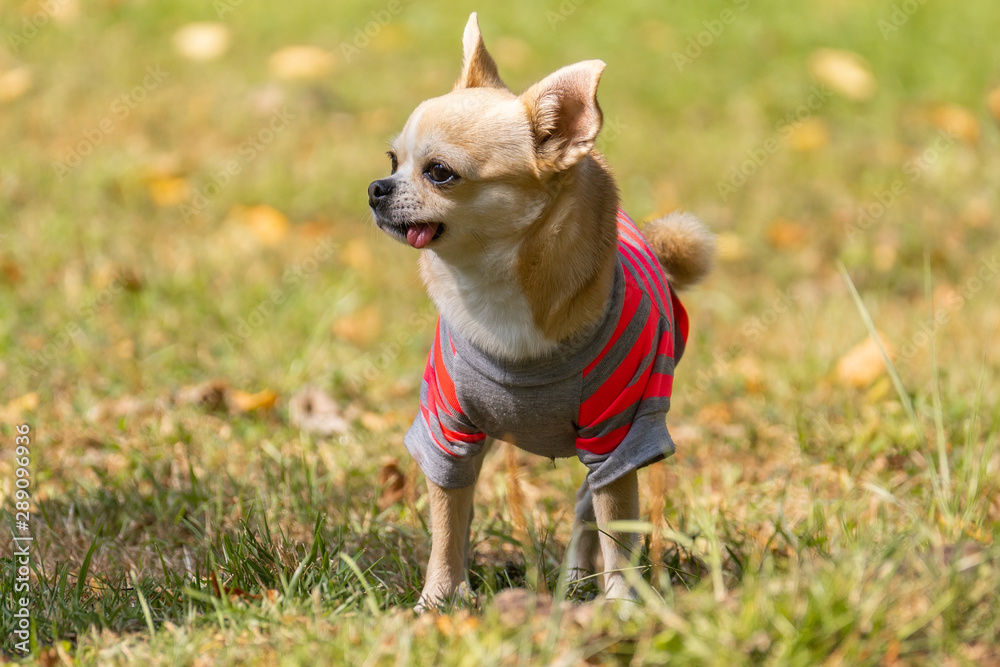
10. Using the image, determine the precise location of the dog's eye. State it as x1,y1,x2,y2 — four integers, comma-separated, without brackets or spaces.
387,151,398,174
425,162,456,184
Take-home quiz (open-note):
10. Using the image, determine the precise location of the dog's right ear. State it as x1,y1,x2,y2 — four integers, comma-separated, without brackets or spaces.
454,12,507,91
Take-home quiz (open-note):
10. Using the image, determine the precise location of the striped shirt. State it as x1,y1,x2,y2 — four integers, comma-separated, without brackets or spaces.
405,209,689,490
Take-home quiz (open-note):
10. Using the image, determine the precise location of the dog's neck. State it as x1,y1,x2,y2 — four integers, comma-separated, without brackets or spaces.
419,154,619,362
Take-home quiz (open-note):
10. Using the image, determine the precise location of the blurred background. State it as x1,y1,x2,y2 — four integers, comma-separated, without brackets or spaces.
0,0,999,658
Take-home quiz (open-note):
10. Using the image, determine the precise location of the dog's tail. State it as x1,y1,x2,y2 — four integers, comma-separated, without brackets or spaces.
641,211,716,291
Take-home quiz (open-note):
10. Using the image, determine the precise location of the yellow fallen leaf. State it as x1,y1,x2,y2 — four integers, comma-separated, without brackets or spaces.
333,305,382,346
1,392,39,422
230,205,290,246
0,67,32,103
808,49,876,101
173,22,231,62
788,117,830,152
340,238,373,272
988,87,1000,124
835,332,894,388
268,46,334,81
766,219,808,250
147,176,191,207
715,232,748,262
228,388,278,413
930,104,979,145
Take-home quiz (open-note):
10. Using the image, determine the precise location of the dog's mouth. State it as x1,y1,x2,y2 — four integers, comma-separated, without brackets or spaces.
378,219,445,249
406,222,444,249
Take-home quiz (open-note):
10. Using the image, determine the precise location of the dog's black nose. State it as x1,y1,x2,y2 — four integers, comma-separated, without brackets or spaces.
368,178,394,209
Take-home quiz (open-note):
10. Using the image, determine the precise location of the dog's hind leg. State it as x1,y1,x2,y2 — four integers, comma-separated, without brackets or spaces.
415,444,490,613
568,476,600,585
591,469,640,603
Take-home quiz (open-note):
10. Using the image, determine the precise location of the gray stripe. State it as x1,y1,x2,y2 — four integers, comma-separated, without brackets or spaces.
620,243,670,322
581,295,652,402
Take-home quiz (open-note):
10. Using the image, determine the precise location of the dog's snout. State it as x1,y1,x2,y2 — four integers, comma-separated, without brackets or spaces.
368,178,395,209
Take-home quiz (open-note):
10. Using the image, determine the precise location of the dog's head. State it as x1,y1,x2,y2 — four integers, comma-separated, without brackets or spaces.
368,13,607,256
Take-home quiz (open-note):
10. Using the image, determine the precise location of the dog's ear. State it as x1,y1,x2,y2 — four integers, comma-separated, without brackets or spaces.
520,60,606,172
454,12,507,91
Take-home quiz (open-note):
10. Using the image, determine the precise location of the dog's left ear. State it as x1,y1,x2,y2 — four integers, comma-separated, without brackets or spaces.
454,12,507,91
520,60,606,172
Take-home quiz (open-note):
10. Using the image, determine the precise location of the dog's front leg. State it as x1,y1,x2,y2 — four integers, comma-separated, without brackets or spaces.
415,447,488,613
592,469,640,602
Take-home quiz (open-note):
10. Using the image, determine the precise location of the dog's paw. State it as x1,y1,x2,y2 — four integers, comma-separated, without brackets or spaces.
414,581,476,614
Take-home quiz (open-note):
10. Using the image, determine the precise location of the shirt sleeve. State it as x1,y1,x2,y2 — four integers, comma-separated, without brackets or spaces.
404,321,488,489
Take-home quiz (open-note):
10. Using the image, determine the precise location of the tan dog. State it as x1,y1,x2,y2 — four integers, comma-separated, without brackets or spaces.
368,13,714,611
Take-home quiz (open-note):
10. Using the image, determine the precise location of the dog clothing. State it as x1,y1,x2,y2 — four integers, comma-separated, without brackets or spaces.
405,209,689,490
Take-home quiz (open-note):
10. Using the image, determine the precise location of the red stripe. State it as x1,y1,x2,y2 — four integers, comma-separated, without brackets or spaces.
433,323,462,416
580,313,655,424
620,239,670,316
643,371,674,400
583,274,643,376
441,424,486,444
576,422,631,455
420,403,458,457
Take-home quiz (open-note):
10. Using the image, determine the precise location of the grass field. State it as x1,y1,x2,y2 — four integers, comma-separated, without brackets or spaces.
1,0,999,664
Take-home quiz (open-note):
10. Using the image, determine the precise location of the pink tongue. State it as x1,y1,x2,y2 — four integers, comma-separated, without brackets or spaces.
406,223,440,249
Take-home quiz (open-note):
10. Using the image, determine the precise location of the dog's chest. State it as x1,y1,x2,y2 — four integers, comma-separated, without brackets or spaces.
456,369,582,459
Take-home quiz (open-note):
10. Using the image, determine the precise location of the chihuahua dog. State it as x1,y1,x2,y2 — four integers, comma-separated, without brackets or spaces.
368,13,714,611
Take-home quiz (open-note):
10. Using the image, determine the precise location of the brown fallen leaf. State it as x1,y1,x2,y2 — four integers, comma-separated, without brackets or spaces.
766,218,808,250
930,104,980,145
835,332,894,388
147,176,191,207
175,380,229,412
332,305,382,346
228,388,278,413
208,571,261,603
377,457,406,510
1,258,23,285
808,48,876,101
173,23,231,62
228,204,290,246
288,387,349,435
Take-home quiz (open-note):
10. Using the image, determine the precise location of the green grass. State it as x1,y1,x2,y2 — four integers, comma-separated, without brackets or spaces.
2,0,999,663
